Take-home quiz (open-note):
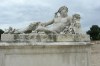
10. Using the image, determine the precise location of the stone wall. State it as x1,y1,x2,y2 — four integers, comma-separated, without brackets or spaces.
91,41,100,66
1,41,100,66
0,42,91,66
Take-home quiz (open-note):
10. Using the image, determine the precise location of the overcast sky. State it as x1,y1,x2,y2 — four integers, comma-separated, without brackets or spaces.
0,0,100,32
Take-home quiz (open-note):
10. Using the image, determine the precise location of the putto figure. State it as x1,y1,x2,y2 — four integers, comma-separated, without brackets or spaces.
63,14,81,34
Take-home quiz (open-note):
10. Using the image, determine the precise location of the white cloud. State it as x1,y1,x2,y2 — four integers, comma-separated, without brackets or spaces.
0,0,100,32
0,0,51,7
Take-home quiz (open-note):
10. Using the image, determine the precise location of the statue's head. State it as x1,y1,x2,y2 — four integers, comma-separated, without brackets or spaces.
72,14,81,20
9,27,13,30
58,6,68,13
56,6,68,17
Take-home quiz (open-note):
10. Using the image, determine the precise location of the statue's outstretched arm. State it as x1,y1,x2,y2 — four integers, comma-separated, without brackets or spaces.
43,19,54,26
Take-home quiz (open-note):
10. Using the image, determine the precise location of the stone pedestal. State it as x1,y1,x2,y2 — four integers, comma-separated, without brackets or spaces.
1,34,17,41
1,34,90,42
0,42,91,66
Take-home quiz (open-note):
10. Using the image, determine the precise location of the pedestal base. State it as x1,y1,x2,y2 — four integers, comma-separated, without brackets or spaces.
0,42,91,66
1,34,90,42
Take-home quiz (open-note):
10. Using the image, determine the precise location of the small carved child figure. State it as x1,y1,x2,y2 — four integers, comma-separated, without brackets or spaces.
72,14,81,34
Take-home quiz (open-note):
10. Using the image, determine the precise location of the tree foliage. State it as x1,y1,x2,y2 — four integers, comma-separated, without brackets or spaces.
87,25,100,40
0,29,4,40
0,29,4,34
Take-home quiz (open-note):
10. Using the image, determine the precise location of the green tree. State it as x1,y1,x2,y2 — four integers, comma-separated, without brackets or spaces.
0,29,4,40
87,25,100,40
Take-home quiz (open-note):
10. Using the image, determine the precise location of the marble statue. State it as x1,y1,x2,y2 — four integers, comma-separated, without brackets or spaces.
2,6,90,42
4,6,78,35
21,6,72,34
36,6,72,34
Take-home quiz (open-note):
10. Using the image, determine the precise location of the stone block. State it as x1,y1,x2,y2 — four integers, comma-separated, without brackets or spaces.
0,42,91,66
1,34,90,42
1,34,17,41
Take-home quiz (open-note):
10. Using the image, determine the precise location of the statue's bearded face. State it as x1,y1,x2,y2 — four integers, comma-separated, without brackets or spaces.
60,9,67,17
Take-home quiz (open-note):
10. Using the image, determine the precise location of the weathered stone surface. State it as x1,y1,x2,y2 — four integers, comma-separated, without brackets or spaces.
1,34,17,41
2,6,90,42
1,34,90,42
91,43,100,66
0,42,91,66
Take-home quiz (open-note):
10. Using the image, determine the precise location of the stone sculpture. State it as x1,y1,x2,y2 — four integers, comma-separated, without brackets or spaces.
12,6,71,34
35,6,72,34
4,6,80,35
1,6,90,42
